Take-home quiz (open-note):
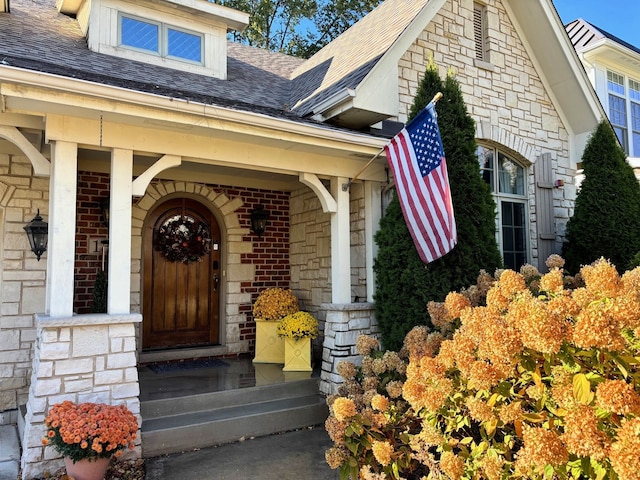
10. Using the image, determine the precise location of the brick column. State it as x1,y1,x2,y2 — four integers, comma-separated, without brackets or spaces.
20,313,142,480
320,303,378,395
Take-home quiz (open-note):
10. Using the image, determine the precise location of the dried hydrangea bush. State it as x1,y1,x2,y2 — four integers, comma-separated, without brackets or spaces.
326,256,640,480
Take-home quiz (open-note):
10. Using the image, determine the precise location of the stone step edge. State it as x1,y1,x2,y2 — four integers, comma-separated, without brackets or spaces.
141,394,327,433
140,377,321,419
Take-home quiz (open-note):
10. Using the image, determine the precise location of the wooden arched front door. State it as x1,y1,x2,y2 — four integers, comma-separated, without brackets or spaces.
143,198,221,350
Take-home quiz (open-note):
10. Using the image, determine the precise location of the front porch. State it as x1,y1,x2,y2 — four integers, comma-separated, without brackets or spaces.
138,355,328,457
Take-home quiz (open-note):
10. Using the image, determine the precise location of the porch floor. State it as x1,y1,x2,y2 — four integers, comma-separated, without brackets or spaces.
138,355,319,402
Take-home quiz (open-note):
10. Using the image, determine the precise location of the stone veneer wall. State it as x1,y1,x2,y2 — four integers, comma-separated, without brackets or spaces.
290,183,368,360
0,153,49,423
396,0,577,269
20,314,141,480
320,303,378,395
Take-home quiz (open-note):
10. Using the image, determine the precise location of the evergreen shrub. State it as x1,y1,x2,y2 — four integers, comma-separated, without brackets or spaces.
562,121,640,273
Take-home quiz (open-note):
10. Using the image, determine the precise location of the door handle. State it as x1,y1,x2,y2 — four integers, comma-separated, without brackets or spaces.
213,273,219,292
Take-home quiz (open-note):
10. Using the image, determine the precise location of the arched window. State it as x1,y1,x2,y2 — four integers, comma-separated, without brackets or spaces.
477,144,529,270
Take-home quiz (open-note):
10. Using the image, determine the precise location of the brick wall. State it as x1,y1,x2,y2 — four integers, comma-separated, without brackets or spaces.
74,172,110,314
237,188,290,350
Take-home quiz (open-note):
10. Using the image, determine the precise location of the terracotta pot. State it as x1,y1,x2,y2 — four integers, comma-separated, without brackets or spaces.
64,456,111,480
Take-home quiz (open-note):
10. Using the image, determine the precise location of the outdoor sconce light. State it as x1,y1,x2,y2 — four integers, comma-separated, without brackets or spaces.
99,197,110,228
250,205,270,237
23,209,48,261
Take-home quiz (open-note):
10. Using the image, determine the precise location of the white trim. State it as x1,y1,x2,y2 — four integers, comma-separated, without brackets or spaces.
298,173,337,213
0,66,386,151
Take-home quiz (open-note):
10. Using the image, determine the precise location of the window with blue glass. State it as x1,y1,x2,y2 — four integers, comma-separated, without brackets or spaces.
121,17,159,53
119,14,202,64
167,28,202,62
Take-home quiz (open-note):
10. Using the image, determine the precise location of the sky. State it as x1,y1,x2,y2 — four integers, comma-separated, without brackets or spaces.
552,0,640,48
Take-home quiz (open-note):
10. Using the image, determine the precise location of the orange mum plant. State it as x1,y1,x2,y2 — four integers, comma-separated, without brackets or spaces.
43,401,138,464
326,256,640,480
253,287,299,321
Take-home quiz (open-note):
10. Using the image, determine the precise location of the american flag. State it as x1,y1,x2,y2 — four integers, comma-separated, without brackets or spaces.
384,102,457,264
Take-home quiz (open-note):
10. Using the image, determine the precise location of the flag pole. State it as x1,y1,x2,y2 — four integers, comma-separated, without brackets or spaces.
341,92,443,191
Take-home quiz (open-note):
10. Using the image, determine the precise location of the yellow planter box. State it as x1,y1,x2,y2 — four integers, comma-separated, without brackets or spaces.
253,319,284,363
282,337,312,372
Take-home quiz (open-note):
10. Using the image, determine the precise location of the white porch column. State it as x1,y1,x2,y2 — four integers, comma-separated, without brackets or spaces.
107,148,133,314
330,176,351,303
364,181,382,302
46,141,78,317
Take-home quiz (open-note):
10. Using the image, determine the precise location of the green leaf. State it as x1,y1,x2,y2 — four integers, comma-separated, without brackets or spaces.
589,458,608,480
544,464,555,479
572,373,592,404
346,440,359,455
522,413,546,423
484,417,498,436
610,352,630,379
521,356,536,372
392,462,400,479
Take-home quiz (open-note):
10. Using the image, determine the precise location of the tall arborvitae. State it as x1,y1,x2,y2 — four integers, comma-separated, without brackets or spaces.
373,64,502,351
562,120,640,273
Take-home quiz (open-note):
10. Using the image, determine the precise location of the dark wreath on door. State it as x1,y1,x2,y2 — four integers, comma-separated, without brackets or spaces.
143,198,221,350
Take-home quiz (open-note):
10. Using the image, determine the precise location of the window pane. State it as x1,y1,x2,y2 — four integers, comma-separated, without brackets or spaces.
613,126,629,153
168,28,202,62
476,145,494,191
498,153,525,195
609,95,627,127
501,202,526,271
608,71,625,95
631,79,640,101
632,102,640,131
121,17,159,53
633,132,640,157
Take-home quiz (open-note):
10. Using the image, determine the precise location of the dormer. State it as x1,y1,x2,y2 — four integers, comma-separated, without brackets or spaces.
56,0,249,79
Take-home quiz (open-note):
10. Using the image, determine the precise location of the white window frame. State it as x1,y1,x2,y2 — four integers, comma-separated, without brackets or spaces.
630,78,640,157
118,13,204,65
477,144,530,270
607,70,629,154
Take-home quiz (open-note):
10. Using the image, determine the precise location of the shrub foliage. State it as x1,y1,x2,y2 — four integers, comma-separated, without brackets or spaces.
562,120,640,273
327,256,640,480
374,62,501,350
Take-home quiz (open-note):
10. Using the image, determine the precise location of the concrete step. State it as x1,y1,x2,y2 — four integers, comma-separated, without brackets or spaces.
141,378,329,458
141,377,321,419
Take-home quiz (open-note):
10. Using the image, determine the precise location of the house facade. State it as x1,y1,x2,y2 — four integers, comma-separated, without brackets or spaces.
565,18,640,180
0,0,604,477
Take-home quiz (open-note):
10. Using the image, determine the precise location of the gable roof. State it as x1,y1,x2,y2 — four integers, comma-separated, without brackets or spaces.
288,0,604,140
565,18,640,56
289,0,431,116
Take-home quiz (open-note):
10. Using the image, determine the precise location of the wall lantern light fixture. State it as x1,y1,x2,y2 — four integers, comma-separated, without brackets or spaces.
99,197,110,228
250,205,270,237
23,209,48,261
